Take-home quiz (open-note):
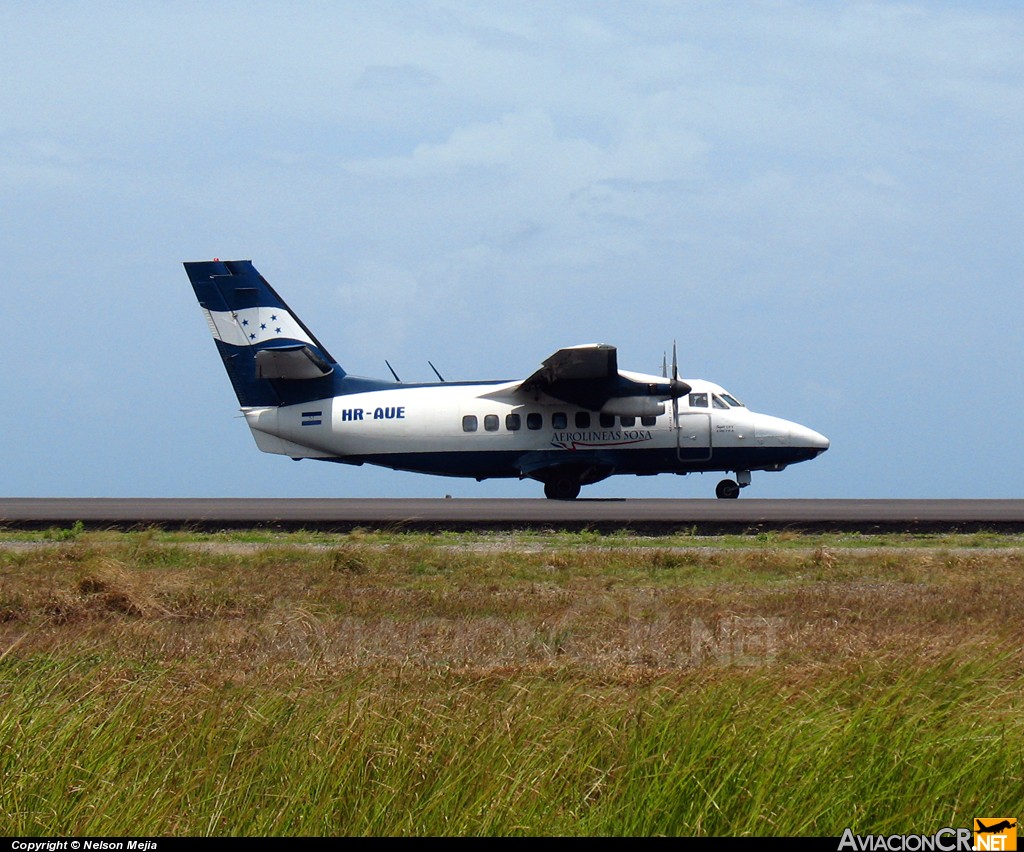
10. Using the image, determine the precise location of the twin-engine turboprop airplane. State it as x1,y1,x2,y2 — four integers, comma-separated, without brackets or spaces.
185,260,828,499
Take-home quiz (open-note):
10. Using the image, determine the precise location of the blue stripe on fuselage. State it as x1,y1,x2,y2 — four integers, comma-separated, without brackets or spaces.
319,445,823,480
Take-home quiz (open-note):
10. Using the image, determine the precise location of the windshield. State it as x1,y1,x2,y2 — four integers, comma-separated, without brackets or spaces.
720,393,744,407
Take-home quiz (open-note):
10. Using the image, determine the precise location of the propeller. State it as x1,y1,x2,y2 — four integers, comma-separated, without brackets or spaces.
666,341,691,427
656,344,690,427
671,341,679,428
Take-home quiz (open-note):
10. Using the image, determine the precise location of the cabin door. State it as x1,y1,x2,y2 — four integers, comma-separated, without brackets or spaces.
675,412,712,462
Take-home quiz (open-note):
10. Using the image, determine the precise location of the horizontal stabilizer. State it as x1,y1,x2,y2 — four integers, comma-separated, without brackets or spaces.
255,344,334,380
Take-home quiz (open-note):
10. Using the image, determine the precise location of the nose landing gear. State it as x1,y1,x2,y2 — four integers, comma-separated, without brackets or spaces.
715,479,740,499
716,470,751,499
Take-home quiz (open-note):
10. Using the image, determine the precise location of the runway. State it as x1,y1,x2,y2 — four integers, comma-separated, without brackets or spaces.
2,498,1024,533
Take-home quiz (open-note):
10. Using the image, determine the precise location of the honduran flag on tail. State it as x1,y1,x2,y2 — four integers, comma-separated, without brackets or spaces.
184,259,343,408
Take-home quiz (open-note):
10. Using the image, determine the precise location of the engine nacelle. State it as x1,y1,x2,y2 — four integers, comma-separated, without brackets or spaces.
600,397,666,417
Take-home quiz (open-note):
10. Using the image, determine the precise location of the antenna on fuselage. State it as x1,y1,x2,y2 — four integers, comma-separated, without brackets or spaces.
385,360,402,382
428,361,446,382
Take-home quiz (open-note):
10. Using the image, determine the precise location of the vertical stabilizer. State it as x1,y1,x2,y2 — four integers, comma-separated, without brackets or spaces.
184,260,343,407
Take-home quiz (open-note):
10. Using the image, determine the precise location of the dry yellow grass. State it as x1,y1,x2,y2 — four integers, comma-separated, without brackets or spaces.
3,535,1022,681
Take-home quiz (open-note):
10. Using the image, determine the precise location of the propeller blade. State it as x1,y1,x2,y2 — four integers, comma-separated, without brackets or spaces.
671,341,678,426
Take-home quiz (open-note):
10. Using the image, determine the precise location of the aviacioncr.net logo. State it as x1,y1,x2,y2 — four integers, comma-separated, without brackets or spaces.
837,828,973,851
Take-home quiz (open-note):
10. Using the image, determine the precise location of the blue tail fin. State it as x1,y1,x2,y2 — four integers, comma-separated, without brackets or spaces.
184,260,344,407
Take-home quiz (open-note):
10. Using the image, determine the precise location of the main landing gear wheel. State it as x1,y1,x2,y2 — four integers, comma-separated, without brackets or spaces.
544,478,582,500
716,479,741,499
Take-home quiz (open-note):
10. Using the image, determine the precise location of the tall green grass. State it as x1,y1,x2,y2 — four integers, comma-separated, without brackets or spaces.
1,652,1019,835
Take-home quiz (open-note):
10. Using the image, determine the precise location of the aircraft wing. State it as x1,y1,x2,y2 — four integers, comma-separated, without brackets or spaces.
522,344,617,391
488,343,689,412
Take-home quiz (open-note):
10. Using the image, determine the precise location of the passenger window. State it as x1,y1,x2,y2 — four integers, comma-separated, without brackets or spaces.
689,393,708,408
484,414,499,431
641,416,657,427
506,413,521,431
552,412,568,429
599,413,615,428
527,412,543,430
575,412,591,428
462,415,478,432
620,416,635,427
712,394,729,409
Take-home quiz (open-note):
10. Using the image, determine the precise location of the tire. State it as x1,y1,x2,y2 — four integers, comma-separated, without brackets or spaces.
544,477,582,500
716,479,741,499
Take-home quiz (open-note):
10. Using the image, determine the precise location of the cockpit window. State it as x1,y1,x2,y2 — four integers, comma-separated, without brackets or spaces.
721,393,744,407
689,393,708,408
712,394,729,409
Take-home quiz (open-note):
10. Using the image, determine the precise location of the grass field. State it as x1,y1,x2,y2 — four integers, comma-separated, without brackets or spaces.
1,528,1021,836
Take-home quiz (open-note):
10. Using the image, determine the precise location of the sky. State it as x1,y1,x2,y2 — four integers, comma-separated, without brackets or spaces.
2,1,1022,500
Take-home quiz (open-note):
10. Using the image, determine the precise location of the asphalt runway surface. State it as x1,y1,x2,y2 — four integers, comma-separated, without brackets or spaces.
2,498,1024,533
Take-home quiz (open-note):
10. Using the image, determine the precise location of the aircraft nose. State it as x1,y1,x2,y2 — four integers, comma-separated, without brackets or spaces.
791,423,830,454
752,414,829,455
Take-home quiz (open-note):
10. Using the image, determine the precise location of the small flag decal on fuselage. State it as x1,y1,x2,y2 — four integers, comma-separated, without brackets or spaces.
302,410,323,426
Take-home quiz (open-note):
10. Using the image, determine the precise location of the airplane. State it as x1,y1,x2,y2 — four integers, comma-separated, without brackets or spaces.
184,259,829,499
976,821,1016,835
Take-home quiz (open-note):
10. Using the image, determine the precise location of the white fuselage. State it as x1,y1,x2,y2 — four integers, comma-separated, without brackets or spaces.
241,373,828,482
